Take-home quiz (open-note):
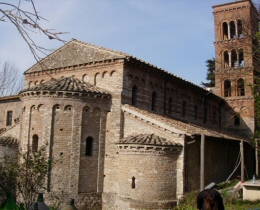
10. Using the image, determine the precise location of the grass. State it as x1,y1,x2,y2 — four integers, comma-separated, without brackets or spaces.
173,180,260,210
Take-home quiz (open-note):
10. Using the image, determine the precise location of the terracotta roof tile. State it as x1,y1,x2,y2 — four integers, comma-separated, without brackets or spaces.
20,77,110,95
0,136,18,146
117,134,182,147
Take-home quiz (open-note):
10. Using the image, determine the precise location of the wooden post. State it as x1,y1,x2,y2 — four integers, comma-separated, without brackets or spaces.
256,140,259,177
200,134,205,191
241,140,244,182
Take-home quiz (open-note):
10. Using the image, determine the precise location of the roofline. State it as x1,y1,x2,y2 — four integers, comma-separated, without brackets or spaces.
212,0,251,8
0,95,20,101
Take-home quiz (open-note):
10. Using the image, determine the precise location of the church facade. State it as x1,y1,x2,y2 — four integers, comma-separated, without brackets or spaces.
0,0,258,209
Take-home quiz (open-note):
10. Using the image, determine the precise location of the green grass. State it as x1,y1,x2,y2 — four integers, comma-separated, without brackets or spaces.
173,183,260,210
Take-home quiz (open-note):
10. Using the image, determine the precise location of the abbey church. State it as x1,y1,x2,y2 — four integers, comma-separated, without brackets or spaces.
0,0,258,209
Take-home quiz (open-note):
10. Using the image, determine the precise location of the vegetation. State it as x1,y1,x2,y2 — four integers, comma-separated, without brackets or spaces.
201,58,215,88
0,144,54,209
173,182,260,210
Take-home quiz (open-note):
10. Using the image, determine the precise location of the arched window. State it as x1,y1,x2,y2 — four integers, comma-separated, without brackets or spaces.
230,21,236,39
238,20,243,38
132,176,136,189
223,22,228,40
237,78,245,96
234,113,240,126
224,80,232,97
182,101,186,117
239,49,244,67
224,51,229,68
32,134,39,152
85,136,94,156
231,49,237,68
152,91,157,111
132,85,138,106
194,105,198,120
168,97,173,114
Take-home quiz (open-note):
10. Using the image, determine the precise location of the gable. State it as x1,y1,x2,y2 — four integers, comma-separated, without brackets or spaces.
25,39,128,74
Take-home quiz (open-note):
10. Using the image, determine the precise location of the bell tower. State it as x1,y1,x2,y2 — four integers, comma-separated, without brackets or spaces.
212,0,259,136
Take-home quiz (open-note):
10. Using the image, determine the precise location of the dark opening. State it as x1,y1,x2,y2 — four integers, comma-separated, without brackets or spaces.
132,176,135,189
32,134,39,152
237,78,245,96
152,91,157,111
86,136,94,156
203,108,207,124
213,111,216,124
132,85,138,106
6,111,12,126
239,49,244,67
230,21,236,38
231,49,237,68
224,51,229,68
238,20,243,38
223,22,228,40
224,80,232,97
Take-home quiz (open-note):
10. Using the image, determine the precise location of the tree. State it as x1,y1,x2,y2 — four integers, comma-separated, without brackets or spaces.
0,1,66,63
0,61,24,97
0,144,54,209
201,58,215,88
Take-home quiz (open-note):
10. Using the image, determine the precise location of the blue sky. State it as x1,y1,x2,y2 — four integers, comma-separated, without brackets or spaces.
0,0,253,85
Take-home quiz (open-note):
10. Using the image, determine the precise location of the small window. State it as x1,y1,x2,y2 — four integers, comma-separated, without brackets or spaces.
32,134,39,152
132,176,135,189
152,91,157,111
132,85,138,106
86,137,94,156
6,111,12,126
237,78,245,96
224,80,232,97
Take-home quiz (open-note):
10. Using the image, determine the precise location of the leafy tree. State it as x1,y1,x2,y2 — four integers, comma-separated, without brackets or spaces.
201,58,215,88
0,144,54,209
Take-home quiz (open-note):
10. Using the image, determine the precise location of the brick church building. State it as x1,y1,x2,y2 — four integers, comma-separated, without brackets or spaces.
0,0,258,209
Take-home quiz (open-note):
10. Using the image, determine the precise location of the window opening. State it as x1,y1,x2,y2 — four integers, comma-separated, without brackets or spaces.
224,80,232,97
182,101,186,117
224,51,229,68
231,49,237,68
132,176,135,189
168,97,173,114
237,78,245,96
86,137,94,156
239,49,244,67
238,20,243,38
152,91,157,111
230,21,236,38
223,22,228,40
32,134,39,152
132,85,138,106
6,111,12,126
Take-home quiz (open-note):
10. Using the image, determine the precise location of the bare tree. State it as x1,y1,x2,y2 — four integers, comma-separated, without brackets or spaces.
0,1,67,63
0,61,24,97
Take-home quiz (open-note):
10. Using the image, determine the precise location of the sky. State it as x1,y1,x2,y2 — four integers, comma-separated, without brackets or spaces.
0,0,256,86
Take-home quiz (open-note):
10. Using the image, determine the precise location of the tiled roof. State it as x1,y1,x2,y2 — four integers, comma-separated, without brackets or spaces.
122,104,250,141
0,136,18,146
117,134,182,147
20,76,110,95
24,39,222,99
